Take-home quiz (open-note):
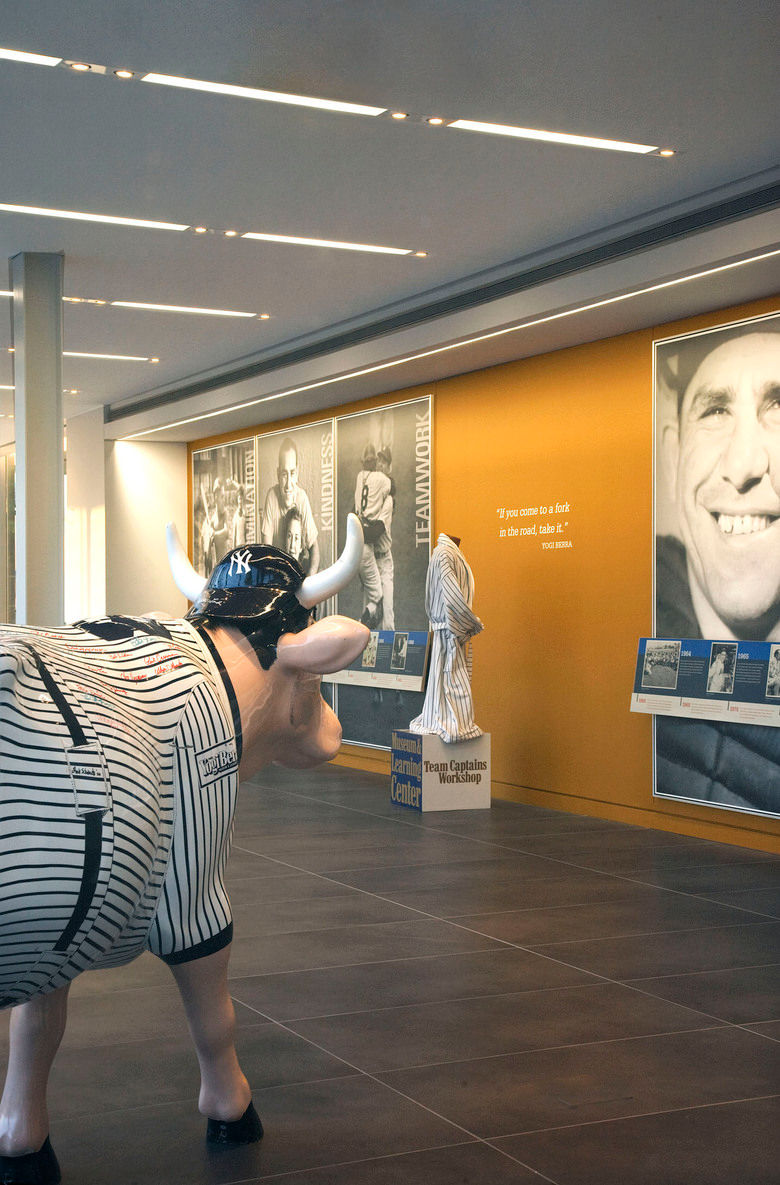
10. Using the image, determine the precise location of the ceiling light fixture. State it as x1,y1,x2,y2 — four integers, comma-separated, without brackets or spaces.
114,69,134,79
141,71,386,117
241,231,411,255
224,229,238,237
258,313,271,320
427,117,445,126
447,118,659,154
123,246,780,439
0,385,13,391
111,300,256,317
659,148,676,157
69,61,91,71
0,202,189,231
64,351,153,361
193,226,208,234
0,47,62,66
391,112,408,120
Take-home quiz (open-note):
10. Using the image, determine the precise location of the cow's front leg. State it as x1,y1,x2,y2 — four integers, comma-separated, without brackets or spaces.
168,945,262,1145
0,984,69,1181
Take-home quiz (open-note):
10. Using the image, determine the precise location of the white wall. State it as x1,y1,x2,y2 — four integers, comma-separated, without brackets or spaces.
105,440,188,617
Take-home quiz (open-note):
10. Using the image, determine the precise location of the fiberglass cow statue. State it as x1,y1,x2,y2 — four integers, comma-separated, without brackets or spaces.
0,516,369,1185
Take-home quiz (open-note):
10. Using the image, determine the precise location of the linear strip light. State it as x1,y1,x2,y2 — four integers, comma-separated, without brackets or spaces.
0,206,418,256
64,351,153,361
123,246,780,439
0,203,189,231
141,72,385,117
447,118,658,154
112,301,256,317
242,232,410,255
0,47,62,66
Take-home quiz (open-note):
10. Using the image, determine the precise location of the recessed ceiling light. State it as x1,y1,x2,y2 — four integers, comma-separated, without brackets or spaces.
258,313,271,320
0,47,62,66
391,112,408,120
427,117,445,126
447,118,658,154
69,62,91,72
114,69,134,79
141,71,386,117
414,251,428,258
149,357,160,363
224,229,238,237
0,202,189,231
193,226,208,234
659,148,676,157
111,300,256,317
241,231,411,255
64,351,152,361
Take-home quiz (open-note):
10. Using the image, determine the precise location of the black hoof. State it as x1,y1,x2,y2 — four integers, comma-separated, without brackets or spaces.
0,1137,61,1185
206,1101,264,1147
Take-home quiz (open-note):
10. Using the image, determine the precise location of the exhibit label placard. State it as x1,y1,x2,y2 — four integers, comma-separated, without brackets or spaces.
329,629,430,692
631,637,780,727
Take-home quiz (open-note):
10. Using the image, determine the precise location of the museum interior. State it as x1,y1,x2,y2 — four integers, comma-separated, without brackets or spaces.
0,3,778,1183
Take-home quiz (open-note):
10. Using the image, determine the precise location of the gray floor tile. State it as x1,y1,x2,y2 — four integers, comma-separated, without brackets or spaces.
450,889,757,943
378,1027,780,1137
243,1141,542,1183
230,947,599,1022
530,921,780,980
743,1020,780,1041
225,918,504,977
232,891,419,937
629,863,780,894
288,982,715,1072
47,1076,463,1184
43,1024,354,1119
685,885,780,917
493,1095,780,1185
632,963,780,1023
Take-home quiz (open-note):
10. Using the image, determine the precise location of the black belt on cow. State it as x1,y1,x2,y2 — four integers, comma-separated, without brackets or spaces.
30,650,104,953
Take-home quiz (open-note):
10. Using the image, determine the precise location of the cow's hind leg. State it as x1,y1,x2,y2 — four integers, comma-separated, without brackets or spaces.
168,944,262,1145
0,984,69,1183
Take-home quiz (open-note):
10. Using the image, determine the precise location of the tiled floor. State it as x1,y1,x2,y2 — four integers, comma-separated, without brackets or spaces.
2,764,779,1183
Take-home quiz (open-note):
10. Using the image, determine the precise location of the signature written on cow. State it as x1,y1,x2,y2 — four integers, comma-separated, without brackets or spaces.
496,501,572,550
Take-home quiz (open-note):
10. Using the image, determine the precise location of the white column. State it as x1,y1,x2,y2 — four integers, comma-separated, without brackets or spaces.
65,406,106,622
9,251,64,625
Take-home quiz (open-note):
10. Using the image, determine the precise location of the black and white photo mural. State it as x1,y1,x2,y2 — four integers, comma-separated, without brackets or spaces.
334,396,432,747
653,311,780,818
255,421,334,577
192,439,257,577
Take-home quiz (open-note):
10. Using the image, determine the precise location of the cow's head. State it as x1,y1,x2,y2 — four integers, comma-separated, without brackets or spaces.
167,516,369,772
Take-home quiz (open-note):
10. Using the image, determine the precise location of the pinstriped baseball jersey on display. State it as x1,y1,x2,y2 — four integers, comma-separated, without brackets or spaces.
410,533,483,742
0,617,239,1008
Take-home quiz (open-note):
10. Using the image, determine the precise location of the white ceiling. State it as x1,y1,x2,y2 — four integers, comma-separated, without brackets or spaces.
0,0,778,443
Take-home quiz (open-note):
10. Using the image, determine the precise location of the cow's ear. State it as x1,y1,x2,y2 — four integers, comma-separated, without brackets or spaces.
276,616,370,674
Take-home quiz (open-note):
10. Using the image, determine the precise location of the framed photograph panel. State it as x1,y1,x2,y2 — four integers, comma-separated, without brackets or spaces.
192,438,257,577
652,310,780,819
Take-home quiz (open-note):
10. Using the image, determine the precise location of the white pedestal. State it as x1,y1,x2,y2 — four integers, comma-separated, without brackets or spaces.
390,730,491,812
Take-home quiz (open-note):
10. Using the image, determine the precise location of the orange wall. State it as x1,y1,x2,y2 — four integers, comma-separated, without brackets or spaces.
191,294,780,853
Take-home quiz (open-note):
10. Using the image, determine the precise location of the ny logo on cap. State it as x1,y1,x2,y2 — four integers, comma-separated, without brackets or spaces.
228,549,253,577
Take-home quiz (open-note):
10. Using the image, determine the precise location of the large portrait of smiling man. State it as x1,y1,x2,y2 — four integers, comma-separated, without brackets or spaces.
654,311,780,819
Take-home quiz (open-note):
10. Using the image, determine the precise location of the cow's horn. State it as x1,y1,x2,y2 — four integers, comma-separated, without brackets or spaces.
297,513,363,609
166,522,208,603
